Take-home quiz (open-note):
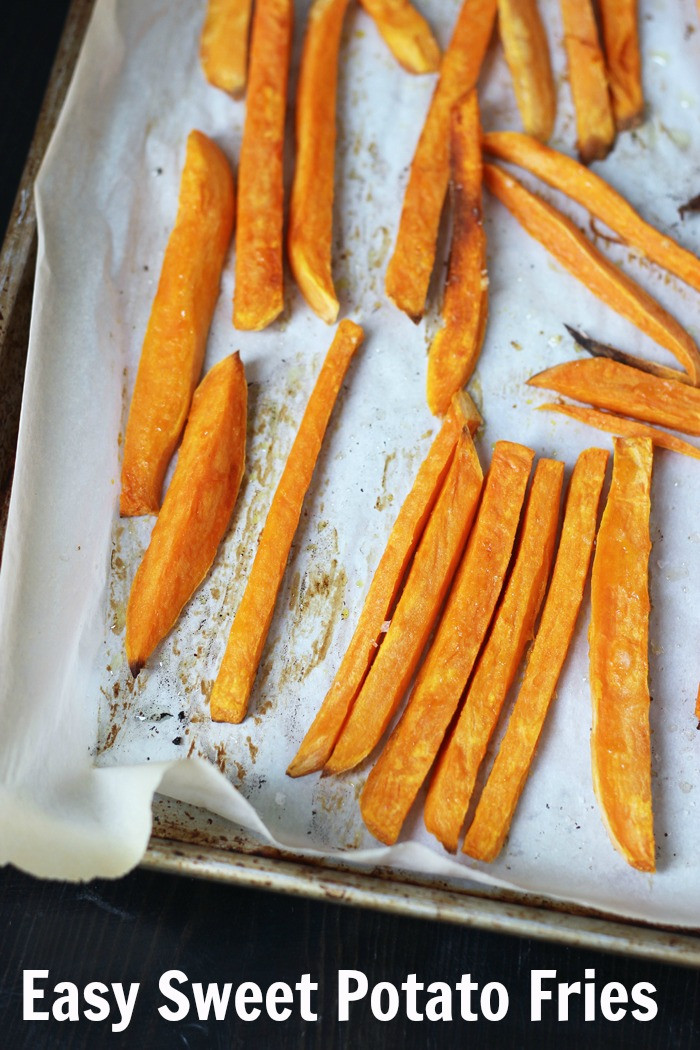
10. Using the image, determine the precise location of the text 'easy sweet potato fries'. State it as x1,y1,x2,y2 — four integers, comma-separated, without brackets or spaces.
210,321,364,725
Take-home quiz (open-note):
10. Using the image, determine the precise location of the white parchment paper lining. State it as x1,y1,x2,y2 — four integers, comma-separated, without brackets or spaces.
1,0,700,927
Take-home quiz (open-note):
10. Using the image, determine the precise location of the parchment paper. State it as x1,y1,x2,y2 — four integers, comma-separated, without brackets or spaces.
2,0,700,927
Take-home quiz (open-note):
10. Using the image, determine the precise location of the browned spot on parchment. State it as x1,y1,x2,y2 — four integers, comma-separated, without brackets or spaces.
215,743,227,774
99,723,121,754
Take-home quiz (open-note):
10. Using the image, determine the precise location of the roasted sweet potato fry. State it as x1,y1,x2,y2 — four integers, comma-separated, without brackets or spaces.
497,0,556,142
485,164,700,384
540,402,700,462
359,0,441,74
126,353,247,677
233,0,292,330
696,684,700,724
359,442,533,843
565,325,690,386
427,92,488,417
598,0,643,130
560,0,615,163
529,357,700,437
120,131,235,517
200,0,253,96
288,0,351,324
287,392,481,778
325,429,484,775
589,437,655,872
462,448,608,862
421,458,563,852
385,0,497,321
482,133,700,297
210,322,363,724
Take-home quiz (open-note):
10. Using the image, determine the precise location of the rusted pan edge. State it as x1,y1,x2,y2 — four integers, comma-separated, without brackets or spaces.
143,838,700,967
0,0,97,551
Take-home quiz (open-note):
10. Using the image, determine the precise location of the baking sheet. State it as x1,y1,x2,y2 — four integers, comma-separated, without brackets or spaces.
1,0,700,926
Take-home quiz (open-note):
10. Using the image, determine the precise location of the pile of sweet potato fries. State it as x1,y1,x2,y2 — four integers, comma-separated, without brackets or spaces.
117,0,700,874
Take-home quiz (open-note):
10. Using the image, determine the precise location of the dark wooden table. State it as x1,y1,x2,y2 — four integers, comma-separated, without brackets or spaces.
2,3,699,1047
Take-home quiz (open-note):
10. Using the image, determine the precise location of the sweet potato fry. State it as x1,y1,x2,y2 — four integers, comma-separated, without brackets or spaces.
497,0,556,142
482,133,700,297
287,392,481,778
598,0,643,130
359,0,441,74
462,448,608,862
485,164,700,384
233,0,292,330
559,0,615,163
528,357,700,437
210,321,363,723
540,402,700,462
564,325,690,386
696,684,700,724
427,92,488,417
200,0,253,96
422,458,563,852
385,0,497,321
325,429,484,775
288,0,351,324
359,442,533,843
589,437,655,872
120,131,235,517
126,353,247,677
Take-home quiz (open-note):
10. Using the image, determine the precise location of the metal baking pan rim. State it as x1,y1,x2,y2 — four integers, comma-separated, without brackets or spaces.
143,836,700,967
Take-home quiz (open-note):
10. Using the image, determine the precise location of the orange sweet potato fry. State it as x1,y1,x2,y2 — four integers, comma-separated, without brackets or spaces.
359,0,441,74
560,0,615,163
427,92,488,417
485,164,700,384
422,458,563,852
200,0,253,96
482,133,700,297
210,321,364,724
287,392,481,778
120,131,235,517
540,402,700,462
497,0,556,142
528,357,700,437
288,0,351,324
359,442,533,843
598,0,643,130
462,447,608,862
589,437,655,872
696,684,700,724
385,0,497,321
325,429,484,775
233,0,293,330
126,353,247,677
565,325,690,386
